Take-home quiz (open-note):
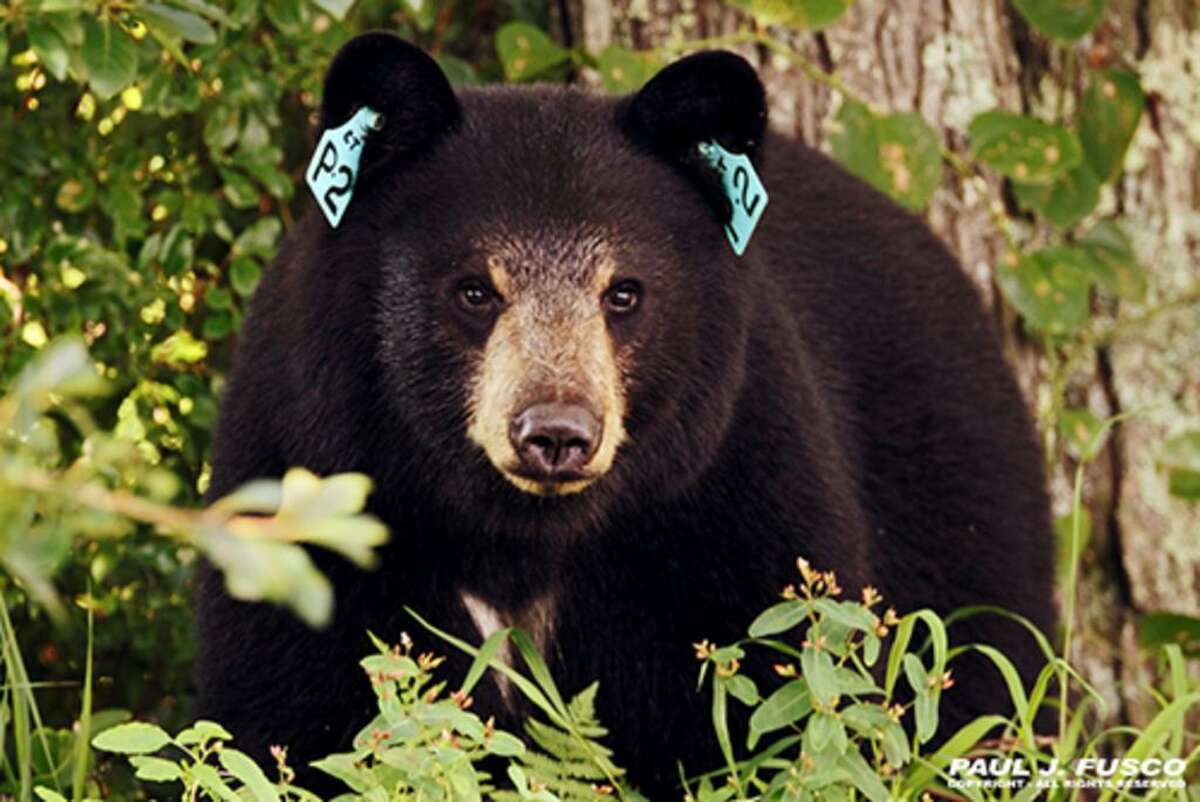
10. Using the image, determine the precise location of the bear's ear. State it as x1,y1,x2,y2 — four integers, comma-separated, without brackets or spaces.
620,50,767,165
319,32,460,169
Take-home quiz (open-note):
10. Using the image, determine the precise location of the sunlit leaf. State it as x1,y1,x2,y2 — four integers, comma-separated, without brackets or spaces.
1079,69,1145,181
968,111,1081,184
81,18,138,99
1161,431,1200,500
1012,0,1112,42
495,22,569,82
725,0,852,30
139,3,218,44
1078,220,1146,301
91,721,171,754
996,247,1092,334
830,103,944,212
1012,163,1100,229
1138,612,1200,657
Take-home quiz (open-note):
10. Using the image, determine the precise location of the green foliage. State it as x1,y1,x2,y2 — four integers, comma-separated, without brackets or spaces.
497,684,623,802
968,111,1083,184
496,22,570,82
724,0,852,31
1078,69,1145,182
995,247,1093,335
1011,0,1113,42
829,103,943,212
1139,612,1200,658
1160,431,1200,501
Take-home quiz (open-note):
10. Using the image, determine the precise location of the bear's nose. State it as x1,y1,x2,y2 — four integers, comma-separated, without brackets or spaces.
509,403,601,480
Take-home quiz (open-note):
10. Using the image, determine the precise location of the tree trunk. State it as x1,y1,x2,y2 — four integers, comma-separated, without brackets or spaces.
569,0,1200,726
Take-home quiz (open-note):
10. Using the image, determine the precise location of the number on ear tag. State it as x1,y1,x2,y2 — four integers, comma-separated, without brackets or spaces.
306,106,383,228
698,141,768,257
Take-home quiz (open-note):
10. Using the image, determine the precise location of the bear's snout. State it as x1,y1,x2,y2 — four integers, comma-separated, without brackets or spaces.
509,402,601,481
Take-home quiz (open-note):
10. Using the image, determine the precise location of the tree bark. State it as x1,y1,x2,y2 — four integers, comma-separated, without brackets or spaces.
570,0,1200,726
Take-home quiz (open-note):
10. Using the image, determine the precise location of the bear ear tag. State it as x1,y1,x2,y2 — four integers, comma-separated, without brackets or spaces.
306,106,384,228
697,141,768,257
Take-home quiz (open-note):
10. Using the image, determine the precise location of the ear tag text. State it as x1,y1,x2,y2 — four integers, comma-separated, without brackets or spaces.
306,106,383,228
698,141,768,256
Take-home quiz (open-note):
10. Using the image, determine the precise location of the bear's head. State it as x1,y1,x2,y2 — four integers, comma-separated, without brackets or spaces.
313,33,768,538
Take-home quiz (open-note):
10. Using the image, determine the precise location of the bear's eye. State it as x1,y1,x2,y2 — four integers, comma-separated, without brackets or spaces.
603,280,642,314
457,279,496,312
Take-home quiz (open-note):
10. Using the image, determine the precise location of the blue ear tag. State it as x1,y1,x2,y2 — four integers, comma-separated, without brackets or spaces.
697,141,768,257
306,106,383,228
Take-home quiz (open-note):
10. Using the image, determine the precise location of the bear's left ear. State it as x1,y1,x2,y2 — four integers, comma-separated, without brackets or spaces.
319,32,460,171
620,50,768,166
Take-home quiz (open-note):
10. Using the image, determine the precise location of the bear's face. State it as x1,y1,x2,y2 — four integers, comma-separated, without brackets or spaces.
317,36,768,536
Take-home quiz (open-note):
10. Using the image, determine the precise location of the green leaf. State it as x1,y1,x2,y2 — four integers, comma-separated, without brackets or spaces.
139,3,217,44
813,598,879,633
175,719,233,745
880,720,910,768
460,627,511,696
197,528,333,628
232,217,282,258
311,753,368,793
130,755,183,782
1096,694,1200,802
996,247,1091,335
219,748,280,802
830,103,944,212
749,679,811,737
27,20,71,82
205,287,233,310
34,790,68,802
806,712,847,754
900,715,1008,796
229,257,263,297
1079,69,1144,181
1012,163,1099,229
81,18,139,100
968,111,1081,184
1138,612,1200,657
800,645,839,706
192,763,242,802
841,703,890,737
151,330,209,366
1057,408,1107,461
311,0,356,20
486,730,526,757
724,0,851,30
837,750,892,802
91,721,171,754
726,674,760,706
1161,431,1200,500
1078,220,1146,301
495,22,569,82
1011,0,1112,42
509,628,568,717
748,600,808,637
435,54,480,87
596,46,649,93
903,653,928,695
221,169,260,209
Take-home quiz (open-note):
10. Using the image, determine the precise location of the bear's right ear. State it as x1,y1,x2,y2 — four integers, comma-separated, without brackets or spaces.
619,50,767,164
319,32,460,170
618,51,767,223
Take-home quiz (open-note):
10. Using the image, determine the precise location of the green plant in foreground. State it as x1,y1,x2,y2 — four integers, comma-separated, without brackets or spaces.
45,554,1200,801
689,553,1198,802
88,630,622,802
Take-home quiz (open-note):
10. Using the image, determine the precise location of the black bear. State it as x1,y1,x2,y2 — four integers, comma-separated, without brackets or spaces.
196,32,1054,798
